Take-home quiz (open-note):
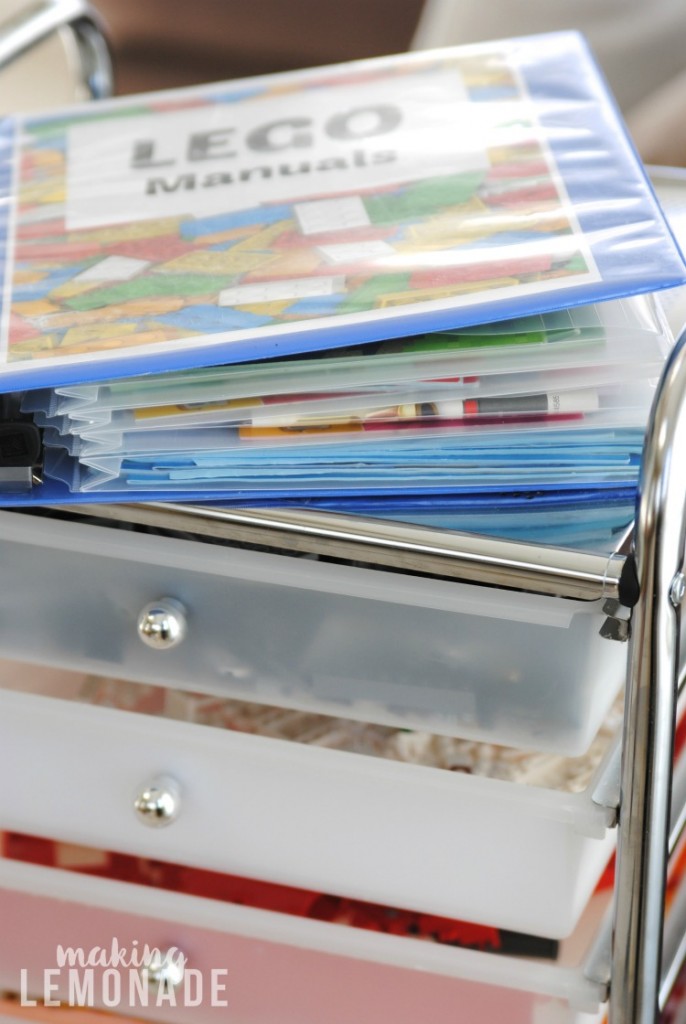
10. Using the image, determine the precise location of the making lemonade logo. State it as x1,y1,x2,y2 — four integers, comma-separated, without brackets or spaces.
20,940,229,1009
65,64,489,229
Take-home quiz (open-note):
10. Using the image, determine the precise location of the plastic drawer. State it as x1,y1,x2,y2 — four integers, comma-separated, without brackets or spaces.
0,683,617,940
0,858,607,1024
0,510,625,755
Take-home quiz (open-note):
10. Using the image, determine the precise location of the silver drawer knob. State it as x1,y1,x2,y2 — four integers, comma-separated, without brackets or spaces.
140,948,186,989
137,598,187,649
133,775,181,828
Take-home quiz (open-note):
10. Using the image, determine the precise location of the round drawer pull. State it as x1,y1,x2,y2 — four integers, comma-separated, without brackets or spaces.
140,948,186,989
137,598,187,650
133,775,181,828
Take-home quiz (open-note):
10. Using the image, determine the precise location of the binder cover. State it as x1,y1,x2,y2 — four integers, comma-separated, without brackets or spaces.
0,31,683,395
0,32,682,530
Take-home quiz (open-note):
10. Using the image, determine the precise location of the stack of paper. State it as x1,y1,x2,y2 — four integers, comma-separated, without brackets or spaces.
0,33,683,548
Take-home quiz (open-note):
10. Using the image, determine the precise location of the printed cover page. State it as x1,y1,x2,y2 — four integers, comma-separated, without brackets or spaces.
0,34,681,393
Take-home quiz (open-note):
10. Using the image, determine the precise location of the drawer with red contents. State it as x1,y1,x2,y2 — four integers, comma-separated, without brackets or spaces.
0,855,609,1024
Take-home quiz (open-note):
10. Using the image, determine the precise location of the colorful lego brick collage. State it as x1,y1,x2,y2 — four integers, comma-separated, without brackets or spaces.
4,49,592,372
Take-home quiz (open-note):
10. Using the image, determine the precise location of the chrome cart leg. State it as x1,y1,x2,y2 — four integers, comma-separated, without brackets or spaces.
611,329,686,1022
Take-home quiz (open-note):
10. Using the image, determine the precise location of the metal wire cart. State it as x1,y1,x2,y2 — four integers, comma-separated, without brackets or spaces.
0,4,685,1023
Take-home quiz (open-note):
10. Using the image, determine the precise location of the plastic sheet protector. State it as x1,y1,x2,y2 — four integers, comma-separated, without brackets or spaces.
3,291,670,544
0,31,683,391
0,31,683,544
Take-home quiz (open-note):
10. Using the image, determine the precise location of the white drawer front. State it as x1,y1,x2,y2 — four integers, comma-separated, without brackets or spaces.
0,688,614,939
0,859,605,1024
0,511,624,755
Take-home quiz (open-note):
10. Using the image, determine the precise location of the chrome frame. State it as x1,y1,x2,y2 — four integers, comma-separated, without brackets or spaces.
62,501,628,601
609,326,686,1021
0,0,112,99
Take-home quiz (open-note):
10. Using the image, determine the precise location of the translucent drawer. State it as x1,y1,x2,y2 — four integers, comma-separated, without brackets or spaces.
0,857,608,1024
0,510,627,755
0,677,619,940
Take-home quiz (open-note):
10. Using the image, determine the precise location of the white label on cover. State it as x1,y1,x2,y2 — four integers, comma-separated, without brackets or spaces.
65,66,489,229
218,276,346,306
317,239,395,263
295,197,371,236
73,256,150,281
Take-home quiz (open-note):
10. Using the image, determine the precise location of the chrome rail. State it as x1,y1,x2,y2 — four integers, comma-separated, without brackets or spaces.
61,501,629,602
0,0,112,99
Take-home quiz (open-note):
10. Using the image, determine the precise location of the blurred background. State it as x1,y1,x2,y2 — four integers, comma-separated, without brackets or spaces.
79,0,686,166
93,0,426,93
2,0,686,164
